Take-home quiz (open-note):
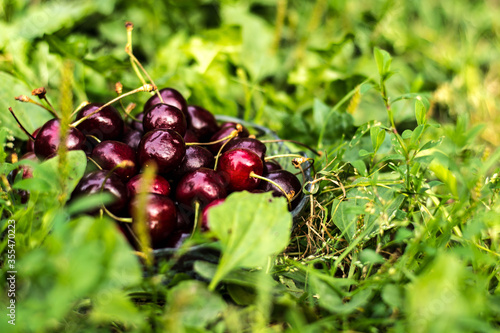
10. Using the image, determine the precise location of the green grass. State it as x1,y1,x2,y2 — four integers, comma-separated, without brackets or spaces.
1,1,499,332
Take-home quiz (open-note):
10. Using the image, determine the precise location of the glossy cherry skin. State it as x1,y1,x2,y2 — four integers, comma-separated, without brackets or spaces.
183,129,199,143
75,103,124,141
175,167,227,207
26,127,41,152
143,88,189,120
138,129,186,174
91,141,138,180
201,198,225,231
34,119,86,159
258,169,302,210
208,124,250,154
72,170,129,214
122,128,142,151
264,160,282,173
143,103,187,136
130,112,144,132
171,146,215,178
218,148,263,192
129,193,177,248
222,137,267,161
9,152,38,203
187,105,219,142
127,174,171,197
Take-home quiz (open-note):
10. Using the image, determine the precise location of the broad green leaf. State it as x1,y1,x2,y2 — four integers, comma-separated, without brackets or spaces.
374,47,392,77
415,98,427,125
207,192,292,290
33,150,87,196
163,280,226,330
382,284,404,309
351,159,367,177
313,98,331,131
410,124,425,149
90,289,144,327
359,249,385,264
370,126,386,153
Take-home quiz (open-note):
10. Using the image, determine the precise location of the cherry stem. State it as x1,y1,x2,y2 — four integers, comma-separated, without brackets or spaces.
191,201,201,238
264,153,307,161
86,134,101,143
103,206,133,223
15,95,58,117
41,96,57,117
249,171,293,209
185,129,239,147
70,85,154,127
8,107,35,140
213,130,239,170
259,139,321,156
124,22,164,104
86,156,102,170
70,101,90,118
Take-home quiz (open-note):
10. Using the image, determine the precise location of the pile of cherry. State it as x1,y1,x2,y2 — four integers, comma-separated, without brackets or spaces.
12,87,303,249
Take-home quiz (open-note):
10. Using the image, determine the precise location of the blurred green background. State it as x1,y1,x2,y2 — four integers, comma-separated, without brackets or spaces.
1,0,499,149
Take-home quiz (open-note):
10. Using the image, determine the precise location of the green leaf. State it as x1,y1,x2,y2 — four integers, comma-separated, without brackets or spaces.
382,284,403,309
164,280,226,329
374,47,392,77
410,124,425,149
359,249,385,264
415,98,427,125
351,159,367,177
370,126,386,153
208,192,292,290
429,160,458,197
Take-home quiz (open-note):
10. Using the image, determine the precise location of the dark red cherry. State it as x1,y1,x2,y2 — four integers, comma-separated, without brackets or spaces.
222,137,267,161
129,193,177,248
143,88,188,120
26,127,41,152
186,105,219,142
183,129,199,143
122,128,143,150
220,122,250,136
201,198,225,231
171,146,214,178
138,129,186,174
264,160,282,173
75,103,124,141
72,170,129,214
175,168,227,207
130,112,144,132
15,152,37,179
127,174,171,197
218,148,263,192
91,141,137,180
34,119,86,159
258,170,302,210
164,230,191,249
143,103,187,136
208,123,250,154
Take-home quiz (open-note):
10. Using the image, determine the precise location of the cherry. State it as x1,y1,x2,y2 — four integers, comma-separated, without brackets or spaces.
208,123,250,154
122,128,142,150
72,170,129,215
130,112,144,132
183,129,199,143
218,148,263,192
171,146,214,178
8,152,38,203
75,103,124,141
138,129,186,174
129,193,177,248
201,198,225,231
220,122,250,136
222,137,267,161
175,203,194,230
175,167,227,207
91,141,137,180
127,174,171,197
26,127,41,152
264,160,282,173
164,230,191,249
258,169,302,210
186,105,219,142
143,103,187,136
34,119,86,159
143,88,189,120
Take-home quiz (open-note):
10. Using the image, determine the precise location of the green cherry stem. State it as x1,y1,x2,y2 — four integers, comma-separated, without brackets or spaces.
103,206,133,223
249,171,293,209
70,84,154,127
15,95,58,118
259,139,322,156
264,153,308,161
